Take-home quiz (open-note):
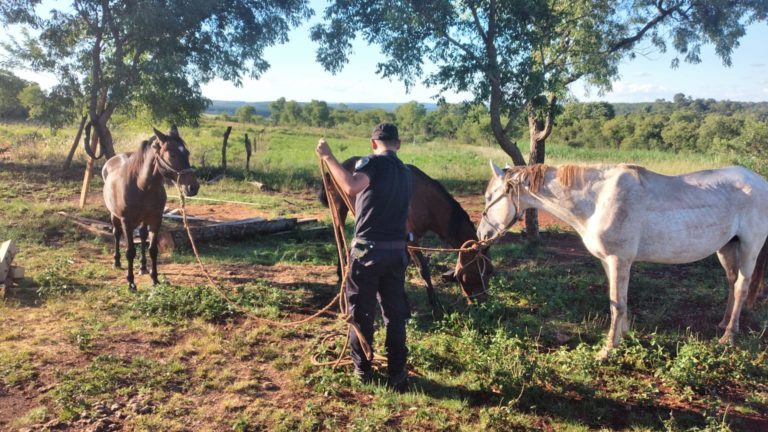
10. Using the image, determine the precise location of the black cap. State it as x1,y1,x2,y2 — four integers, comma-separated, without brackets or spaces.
371,122,399,141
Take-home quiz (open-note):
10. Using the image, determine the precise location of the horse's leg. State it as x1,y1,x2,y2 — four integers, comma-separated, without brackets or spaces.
122,220,137,292
138,224,148,275
747,238,768,308
719,242,759,344
598,255,631,359
410,249,442,319
599,259,629,337
148,222,161,285
111,215,122,269
716,242,739,329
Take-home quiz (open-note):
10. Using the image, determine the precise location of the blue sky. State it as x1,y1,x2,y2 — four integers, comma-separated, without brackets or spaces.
4,1,768,104
202,12,768,104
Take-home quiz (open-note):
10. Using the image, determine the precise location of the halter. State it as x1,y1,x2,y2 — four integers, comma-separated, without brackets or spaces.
152,139,195,182
480,173,525,239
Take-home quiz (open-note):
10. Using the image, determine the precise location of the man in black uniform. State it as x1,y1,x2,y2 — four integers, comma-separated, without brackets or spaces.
316,122,413,391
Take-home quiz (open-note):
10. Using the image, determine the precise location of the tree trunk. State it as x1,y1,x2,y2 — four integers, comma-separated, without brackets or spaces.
62,115,88,171
524,95,556,242
222,126,232,172
488,81,525,165
79,130,100,209
244,133,252,171
91,112,116,159
525,127,546,242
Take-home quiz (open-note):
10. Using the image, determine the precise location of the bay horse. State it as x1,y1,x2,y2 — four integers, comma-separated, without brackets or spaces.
102,126,199,291
479,162,768,359
320,157,492,317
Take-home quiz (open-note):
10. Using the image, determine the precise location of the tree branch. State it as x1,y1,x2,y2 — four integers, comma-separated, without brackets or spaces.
609,1,682,53
467,1,488,44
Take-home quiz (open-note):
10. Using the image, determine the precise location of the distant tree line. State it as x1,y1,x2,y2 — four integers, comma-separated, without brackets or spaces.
232,97,496,146
550,94,768,156
229,94,768,159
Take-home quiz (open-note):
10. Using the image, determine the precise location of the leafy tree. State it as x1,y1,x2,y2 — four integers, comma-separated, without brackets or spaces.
697,113,743,153
305,99,332,127
236,105,257,124
330,103,355,126
0,69,28,119
627,114,666,151
425,102,464,140
355,108,393,127
736,116,768,175
394,101,427,144
662,111,701,152
2,1,312,157
281,100,304,125
311,0,768,238
269,97,287,125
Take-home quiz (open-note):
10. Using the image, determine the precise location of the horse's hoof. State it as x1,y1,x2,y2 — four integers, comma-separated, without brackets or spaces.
718,334,735,345
128,282,137,292
139,267,148,275
151,278,159,286
113,262,122,269
596,346,614,361
717,320,729,330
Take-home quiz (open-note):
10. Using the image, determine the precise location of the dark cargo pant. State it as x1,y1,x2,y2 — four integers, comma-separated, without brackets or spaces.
346,247,411,377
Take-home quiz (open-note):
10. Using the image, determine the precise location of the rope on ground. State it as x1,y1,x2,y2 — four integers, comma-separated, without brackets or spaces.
174,159,508,370
172,160,375,369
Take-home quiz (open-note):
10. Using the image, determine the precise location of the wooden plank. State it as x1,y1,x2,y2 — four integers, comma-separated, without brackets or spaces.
162,213,222,223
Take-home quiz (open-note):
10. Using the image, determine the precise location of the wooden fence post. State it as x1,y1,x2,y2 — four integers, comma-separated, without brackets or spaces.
221,126,232,173
79,128,99,209
62,115,88,171
244,133,252,172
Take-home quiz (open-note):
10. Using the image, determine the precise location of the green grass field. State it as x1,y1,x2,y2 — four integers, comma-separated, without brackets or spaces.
0,118,765,431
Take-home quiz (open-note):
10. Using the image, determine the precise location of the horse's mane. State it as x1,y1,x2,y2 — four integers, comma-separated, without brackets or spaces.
126,138,154,174
511,163,647,192
409,165,474,236
507,164,550,193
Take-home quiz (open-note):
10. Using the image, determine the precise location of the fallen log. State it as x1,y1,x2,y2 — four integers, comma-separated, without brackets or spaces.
60,212,295,252
160,217,297,250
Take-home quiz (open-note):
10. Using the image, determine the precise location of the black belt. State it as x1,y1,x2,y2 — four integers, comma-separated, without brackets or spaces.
352,238,407,250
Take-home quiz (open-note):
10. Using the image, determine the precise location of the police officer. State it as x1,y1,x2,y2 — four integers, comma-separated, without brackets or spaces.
316,122,413,391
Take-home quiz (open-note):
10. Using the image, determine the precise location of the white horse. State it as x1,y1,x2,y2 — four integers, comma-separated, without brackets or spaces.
478,162,768,358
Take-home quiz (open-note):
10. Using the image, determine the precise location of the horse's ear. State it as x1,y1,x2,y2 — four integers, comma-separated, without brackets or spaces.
153,127,168,142
168,125,179,137
490,160,505,178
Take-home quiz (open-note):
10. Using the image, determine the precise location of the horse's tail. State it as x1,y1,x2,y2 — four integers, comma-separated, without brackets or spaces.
748,237,768,308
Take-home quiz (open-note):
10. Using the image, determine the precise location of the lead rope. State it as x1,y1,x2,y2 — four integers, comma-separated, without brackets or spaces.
325,170,498,301
173,162,376,368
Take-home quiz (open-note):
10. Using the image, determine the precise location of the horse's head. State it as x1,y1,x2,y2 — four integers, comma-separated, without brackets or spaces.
477,161,524,241
152,126,200,196
454,247,494,303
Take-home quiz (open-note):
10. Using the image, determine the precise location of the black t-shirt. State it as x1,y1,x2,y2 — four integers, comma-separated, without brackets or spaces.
353,151,412,241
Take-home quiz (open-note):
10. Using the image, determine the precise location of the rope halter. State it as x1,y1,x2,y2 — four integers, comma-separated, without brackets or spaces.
480,170,524,240
153,139,196,183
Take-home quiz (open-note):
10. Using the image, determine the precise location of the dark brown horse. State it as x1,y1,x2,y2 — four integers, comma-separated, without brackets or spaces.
321,157,491,317
102,126,199,291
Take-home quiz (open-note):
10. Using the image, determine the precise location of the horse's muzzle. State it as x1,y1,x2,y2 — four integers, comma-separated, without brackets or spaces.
182,181,200,197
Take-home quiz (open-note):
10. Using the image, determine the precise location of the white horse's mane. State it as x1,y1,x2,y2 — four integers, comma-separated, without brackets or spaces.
507,163,647,193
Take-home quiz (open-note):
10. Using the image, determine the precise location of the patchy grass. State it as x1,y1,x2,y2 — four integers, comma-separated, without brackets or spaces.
0,119,765,431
